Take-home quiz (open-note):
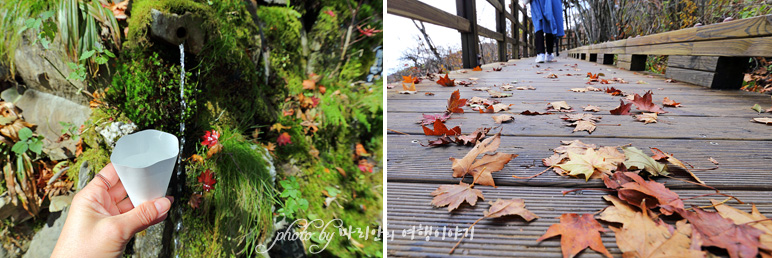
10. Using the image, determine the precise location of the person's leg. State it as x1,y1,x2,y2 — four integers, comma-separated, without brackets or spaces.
545,33,555,54
535,30,545,54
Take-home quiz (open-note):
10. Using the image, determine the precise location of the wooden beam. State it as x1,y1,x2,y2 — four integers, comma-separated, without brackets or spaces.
387,0,471,32
478,25,504,41
692,36,772,56
486,0,504,13
458,0,479,68
512,0,520,59
496,0,507,61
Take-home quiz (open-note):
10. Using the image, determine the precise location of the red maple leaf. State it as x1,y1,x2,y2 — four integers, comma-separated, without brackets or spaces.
310,97,320,108
201,130,220,148
422,119,461,136
357,25,381,37
610,99,632,115
604,87,622,96
436,74,456,87
630,91,667,114
277,132,292,146
677,207,765,258
198,169,217,192
446,89,466,113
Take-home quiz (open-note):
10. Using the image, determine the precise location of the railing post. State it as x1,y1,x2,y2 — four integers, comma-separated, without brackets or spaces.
523,15,530,57
528,19,535,56
457,0,479,69
496,0,507,61
511,0,520,59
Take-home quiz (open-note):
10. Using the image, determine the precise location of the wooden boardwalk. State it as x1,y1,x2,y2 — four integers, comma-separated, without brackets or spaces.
386,56,772,257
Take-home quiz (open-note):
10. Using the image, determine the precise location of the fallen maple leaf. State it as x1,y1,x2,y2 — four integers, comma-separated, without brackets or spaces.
277,132,292,146
487,90,512,98
455,127,492,145
449,133,517,187
472,87,490,91
610,99,633,115
479,103,512,113
752,118,772,124
557,148,616,180
430,181,484,212
711,200,772,251
548,101,572,112
624,147,668,176
422,119,461,136
516,85,536,90
402,75,420,84
418,113,451,126
472,66,482,71
598,195,639,225
271,123,291,132
302,79,316,90
537,213,613,258
449,198,539,254
678,207,764,258
546,73,558,79
583,105,600,112
402,82,416,91
650,148,704,184
437,74,456,87
520,110,553,115
605,87,623,96
663,97,682,107
635,112,658,124
425,92,434,96
610,202,704,258
605,172,683,215
630,91,667,114
492,67,503,71
568,120,597,134
446,90,467,113
201,130,221,148
492,114,514,123
198,169,217,192
570,87,588,93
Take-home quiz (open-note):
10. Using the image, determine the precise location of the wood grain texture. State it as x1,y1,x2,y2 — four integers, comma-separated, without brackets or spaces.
388,182,772,257
693,36,772,56
388,58,772,257
665,67,715,88
387,0,471,32
477,25,504,41
667,55,719,71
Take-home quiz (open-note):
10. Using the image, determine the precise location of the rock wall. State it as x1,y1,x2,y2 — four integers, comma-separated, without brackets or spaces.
13,30,88,105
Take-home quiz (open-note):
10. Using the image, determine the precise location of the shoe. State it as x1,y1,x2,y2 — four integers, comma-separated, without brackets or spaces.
535,53,545,63
546,53,556,62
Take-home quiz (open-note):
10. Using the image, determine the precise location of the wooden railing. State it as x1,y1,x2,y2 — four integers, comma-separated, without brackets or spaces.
387,0,536,68
567,15,772,89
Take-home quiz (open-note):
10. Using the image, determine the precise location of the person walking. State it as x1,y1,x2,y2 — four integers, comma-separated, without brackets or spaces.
527,0,564,63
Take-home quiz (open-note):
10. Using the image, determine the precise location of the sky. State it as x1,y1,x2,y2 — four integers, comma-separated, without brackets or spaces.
384,1,516,75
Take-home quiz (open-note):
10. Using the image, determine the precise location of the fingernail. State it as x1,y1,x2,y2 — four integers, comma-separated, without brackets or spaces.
154,197,173,214
166,196,175,203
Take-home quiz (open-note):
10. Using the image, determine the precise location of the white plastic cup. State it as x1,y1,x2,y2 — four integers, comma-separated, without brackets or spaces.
110,129,179,207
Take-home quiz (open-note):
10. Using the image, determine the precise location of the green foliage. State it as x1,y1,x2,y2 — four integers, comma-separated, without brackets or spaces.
22,10,56,49
59,121,80,140
105,51,199,132
0,0,54,78
180,126,276,257
11,128,44,156
278,176,309,219
646,55,668,75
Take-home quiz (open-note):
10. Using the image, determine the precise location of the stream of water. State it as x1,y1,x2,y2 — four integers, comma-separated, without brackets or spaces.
173,43,186,257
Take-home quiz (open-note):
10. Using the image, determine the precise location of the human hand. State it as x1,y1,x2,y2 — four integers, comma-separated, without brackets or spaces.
52,163,173,258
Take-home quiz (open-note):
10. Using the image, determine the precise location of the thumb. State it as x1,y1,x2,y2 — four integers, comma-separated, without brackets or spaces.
113,196,173,239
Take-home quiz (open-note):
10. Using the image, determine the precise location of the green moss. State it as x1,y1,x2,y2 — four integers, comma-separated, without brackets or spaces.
179,125,276,257
68,109,128,185
125,0,216,49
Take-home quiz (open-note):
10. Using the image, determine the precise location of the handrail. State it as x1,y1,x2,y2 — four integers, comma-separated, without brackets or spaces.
388,0,563,68
567,14,772,57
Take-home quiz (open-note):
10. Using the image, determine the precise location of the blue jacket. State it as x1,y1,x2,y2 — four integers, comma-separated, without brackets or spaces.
531,0,565,36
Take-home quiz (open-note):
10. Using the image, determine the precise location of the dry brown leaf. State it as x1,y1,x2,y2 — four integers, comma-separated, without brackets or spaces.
430,182,484,212
663,97,682,107
583,105,600,112
635,112,658,124
483,199,538,221
678,207,765,258
611,203,704,258
537,213,613,258
569,120,597,134
492,114,514,123
449,133,517,187
711,200,772,251
753,118,772,124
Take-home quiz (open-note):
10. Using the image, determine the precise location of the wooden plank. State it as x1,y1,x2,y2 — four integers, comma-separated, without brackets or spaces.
696,14,772,40
617,60,631,70
387,182,772,257
386,136,772,190
623,42,693,55
485,0,504,13
478,25,504,41
625,27,698,47
667,56,719,71
665,67,715,88
387,0,471,32
692,36,772,56
387,112,772,141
